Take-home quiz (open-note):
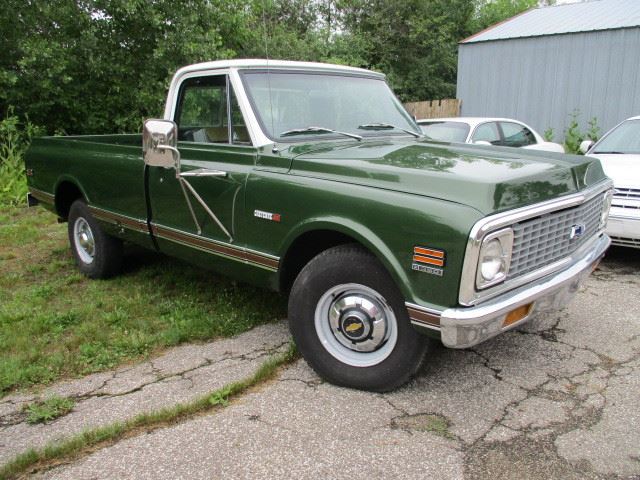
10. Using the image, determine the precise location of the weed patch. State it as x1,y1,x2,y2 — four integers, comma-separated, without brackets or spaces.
0,109,42,207
24,396,75,424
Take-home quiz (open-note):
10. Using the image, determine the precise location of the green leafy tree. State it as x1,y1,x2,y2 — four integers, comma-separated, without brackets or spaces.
1,0,557,135
469,0,554,34
0,0,247,134
241,0,327,61
337,0,475,101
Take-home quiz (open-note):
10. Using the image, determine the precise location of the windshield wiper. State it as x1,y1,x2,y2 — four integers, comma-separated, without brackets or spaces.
592,151,624,154
358,122,423,138
279,126,362,141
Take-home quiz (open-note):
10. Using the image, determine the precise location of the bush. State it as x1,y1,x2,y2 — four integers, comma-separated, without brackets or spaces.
563,110,600,155
0,108,42,206
543,127,554,142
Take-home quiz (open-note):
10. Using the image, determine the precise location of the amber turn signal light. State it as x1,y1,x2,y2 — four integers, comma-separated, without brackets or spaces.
503,303,533,327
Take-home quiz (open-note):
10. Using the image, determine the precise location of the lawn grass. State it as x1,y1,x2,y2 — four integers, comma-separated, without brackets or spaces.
0,205,287,397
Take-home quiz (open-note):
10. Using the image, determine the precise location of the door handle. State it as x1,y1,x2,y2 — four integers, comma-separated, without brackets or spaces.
179,168,227,178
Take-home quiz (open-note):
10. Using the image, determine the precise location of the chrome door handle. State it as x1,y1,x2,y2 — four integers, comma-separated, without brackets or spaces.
179,168,227,178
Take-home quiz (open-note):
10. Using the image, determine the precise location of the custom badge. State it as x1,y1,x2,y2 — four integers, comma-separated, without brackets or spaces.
412,246,445,276
254,210,281,222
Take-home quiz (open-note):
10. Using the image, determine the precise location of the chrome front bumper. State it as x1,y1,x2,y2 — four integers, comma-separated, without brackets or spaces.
408,233,610,348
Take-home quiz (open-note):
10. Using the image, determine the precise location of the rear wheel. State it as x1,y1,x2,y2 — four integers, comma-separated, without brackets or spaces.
68,199,123,279
288,244,428,392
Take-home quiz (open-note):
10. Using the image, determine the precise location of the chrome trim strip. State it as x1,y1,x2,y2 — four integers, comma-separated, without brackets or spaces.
86,206,279,271
151,223,279,271
459,180,613,306
88,206,148,233
29,188,55,205
405,302,442,330
410,321,442,333
609,213,640,221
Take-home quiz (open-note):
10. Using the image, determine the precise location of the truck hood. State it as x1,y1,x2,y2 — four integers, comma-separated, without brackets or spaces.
289,138,607,215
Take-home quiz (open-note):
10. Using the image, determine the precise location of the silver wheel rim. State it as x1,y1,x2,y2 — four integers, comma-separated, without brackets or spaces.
314,283,398,367
73,217,95,264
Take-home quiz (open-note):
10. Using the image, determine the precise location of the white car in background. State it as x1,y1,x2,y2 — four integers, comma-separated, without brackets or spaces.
417,117,565,153
581,116,640,249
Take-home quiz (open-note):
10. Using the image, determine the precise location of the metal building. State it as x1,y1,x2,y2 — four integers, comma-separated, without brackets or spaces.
457,0,640,140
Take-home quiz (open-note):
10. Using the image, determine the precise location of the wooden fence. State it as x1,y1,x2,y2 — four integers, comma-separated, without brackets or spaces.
404,99,461,119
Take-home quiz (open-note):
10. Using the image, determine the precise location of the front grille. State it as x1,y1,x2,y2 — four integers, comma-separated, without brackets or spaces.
610,236,640,248
612,187,640,209
508,194,605,279
613,187,640,200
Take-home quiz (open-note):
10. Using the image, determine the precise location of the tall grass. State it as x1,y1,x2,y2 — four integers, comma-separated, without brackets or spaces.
0,108,42,206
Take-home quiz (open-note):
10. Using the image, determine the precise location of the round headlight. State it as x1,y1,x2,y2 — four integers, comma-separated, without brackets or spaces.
480,239,504,281
476,228,514,290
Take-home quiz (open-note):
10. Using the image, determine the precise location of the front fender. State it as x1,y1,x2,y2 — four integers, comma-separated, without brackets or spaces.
279,216,412,298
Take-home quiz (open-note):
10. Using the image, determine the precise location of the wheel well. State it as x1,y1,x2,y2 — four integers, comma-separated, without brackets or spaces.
279,229,361,294
55,182,84,220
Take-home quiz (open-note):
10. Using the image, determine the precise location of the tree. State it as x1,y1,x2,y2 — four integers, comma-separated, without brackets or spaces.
1,0,553,134
469,0,554,34
0,0,247,134
337,0,475,101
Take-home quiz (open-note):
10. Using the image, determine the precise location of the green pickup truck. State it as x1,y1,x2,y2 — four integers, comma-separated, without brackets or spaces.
26,60,613,391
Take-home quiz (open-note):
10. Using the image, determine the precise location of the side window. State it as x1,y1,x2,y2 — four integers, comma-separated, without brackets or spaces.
176,76,229,143
500,122,536,147
230,87,250,145
471,122,501,145
176,75,251,145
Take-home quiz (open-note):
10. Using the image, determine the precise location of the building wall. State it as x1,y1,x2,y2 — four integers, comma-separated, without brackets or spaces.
457,28,640,141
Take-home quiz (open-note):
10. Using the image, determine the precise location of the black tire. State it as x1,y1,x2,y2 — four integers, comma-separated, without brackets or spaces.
288,244,428,392
67,199,123,279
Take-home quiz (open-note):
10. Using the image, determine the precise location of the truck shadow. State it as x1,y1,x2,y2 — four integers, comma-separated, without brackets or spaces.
601,245,640,271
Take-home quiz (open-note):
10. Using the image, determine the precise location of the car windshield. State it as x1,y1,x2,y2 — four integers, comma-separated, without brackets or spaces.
592,119,640,154
240,71,421,142
418,121,470,143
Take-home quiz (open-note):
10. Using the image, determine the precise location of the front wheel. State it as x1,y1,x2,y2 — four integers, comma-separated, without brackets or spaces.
288,245,428,392
67,199,123,279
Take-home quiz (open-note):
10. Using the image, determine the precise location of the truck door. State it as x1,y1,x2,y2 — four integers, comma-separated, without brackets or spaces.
147,73,258,265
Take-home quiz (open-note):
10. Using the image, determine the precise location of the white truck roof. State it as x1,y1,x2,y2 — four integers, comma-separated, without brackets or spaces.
173,59,384,79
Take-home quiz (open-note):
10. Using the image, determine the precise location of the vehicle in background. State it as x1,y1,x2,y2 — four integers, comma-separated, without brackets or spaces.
417,117,565,153
581,116,640,248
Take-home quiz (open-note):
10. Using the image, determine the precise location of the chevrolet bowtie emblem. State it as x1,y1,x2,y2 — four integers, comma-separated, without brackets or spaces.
569,223,586,241
345,323,362,332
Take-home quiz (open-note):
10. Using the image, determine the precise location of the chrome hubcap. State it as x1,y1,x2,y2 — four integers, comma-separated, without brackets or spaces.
315,283,398,367
74,217,95,264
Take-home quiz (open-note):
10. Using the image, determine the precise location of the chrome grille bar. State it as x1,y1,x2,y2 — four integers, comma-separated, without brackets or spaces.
613,187,640,199
508,194,605,279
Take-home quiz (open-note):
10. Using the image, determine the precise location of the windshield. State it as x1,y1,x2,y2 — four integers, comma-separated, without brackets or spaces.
419,121,470,142
593,119,640,154
240,71,421,141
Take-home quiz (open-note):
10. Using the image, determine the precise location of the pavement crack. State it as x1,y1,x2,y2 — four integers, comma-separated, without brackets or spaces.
468,348,503,381
378,395,409,416
277,378,322,389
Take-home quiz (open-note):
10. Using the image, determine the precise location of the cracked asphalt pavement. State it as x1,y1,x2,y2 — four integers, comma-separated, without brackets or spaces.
3,247,639,479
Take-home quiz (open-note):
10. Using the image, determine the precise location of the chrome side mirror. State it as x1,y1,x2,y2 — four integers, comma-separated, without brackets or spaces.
143,119,179,168
579,140,594,155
